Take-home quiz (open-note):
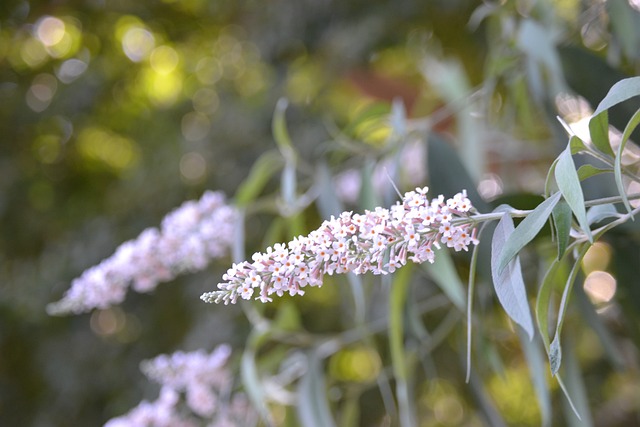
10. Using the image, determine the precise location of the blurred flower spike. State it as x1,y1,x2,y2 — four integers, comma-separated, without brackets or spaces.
202,187,478,305
48,191,237,315
105,345,257,427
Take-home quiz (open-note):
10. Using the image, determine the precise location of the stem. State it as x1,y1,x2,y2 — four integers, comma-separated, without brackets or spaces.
453,192,640,227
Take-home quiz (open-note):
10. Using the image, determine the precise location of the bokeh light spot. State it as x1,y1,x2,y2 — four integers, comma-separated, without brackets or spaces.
20,37,49,68
26,73,57,112
181,111,210,141
56,58,88,84
90,308,126,336
36,16,66,47
195,57,223,85
192,88,219,114
33,134,62,164
77,127,139,171
122,27,155,62
142,68,182,106
584,271,617,304
582,241,612,275
180,152,207,183
150,45,179,74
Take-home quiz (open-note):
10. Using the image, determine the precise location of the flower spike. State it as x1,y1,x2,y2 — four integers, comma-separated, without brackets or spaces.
202,187,478,305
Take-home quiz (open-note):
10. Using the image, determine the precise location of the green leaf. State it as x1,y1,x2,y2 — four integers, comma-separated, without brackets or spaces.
588,111,614,157
389,264,417,427
536,257,562,352
549,244,590,376
496,192,561,275
517,329,552,427
552,199,572,260
234,150,284,207
576,164,612,181
297,352,337,427
614,108,640,214
272,98,294,153
427,249,466,311
242,329,275,426
569,135,587,155
560,337,592,426
272,98,298,206
315,162,344,218
555,147,593,242
592,76,640,116
491,213,534,339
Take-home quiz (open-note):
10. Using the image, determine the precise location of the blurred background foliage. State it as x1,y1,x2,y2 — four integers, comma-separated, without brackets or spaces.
1,0,640,425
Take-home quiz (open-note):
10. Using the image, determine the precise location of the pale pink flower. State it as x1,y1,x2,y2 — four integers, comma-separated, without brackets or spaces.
48,192,237,315
202,187,479,305
105,345,257,427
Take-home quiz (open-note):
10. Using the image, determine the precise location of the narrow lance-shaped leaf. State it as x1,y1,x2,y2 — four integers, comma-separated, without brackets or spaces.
234,150,284,207
535,252,584,421
555,147,593,242
588,111,614,157
549,244,590,376
389,264,417,427
614,108,640,214
517,329,552,427
497,192,561,275
592,76,640,116
297,352,337,427
576,164,612,181
491,212,534,339
552,199,572,260
427,249,466,311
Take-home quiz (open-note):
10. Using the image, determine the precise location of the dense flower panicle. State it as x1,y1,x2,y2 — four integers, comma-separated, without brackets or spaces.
104,345,257,427
48,191,237,315
202,187,479,305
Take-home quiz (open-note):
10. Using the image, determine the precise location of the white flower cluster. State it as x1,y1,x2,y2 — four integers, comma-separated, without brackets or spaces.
202,187,478,305
48,191,237,315
104,345,257,427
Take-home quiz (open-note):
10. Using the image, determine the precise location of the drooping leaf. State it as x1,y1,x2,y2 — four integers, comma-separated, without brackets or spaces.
272,98,298,206
555,147,593,242
297,351,337,427
614,108,640,214
552,199,572,260
549,244,590,376
496,192,561,275
592,76,640,116
560,337,592,426
517,329,552,427
576,164,612,181
587,111,614,157
314,162,344,219
272,98,295,152
427,249,466,311
234,150,284,207
536,257,562,353
242,329,275,426
491,212,534,339
389,264,417,427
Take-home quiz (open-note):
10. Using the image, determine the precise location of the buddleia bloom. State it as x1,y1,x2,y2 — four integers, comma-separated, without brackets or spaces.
104,345,257,427
48,191,237,315
202,187,478,305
